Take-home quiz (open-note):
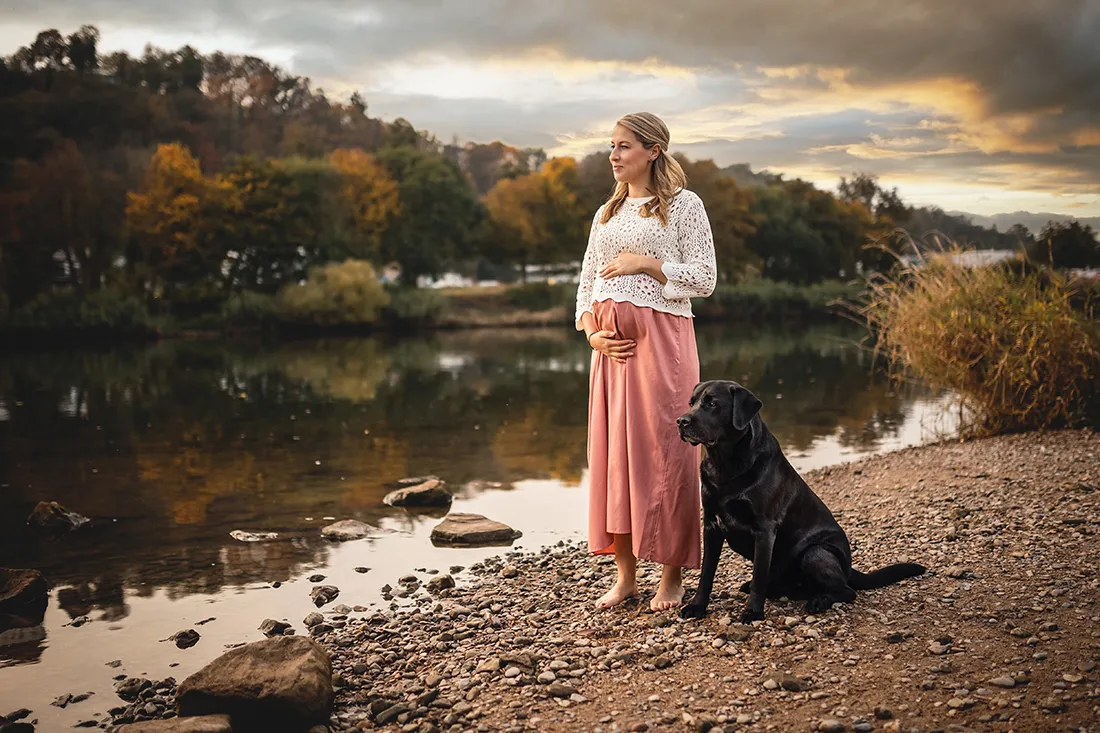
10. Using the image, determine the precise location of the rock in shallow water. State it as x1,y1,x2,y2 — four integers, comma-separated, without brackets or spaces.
429,513,522,546
309,585,339,608
176,636,332,728
0,568,48,625
26,500,90,533
170,629,200,649
259,619,291,637
228,530,278,543
319,520,371,542
383,478,452,508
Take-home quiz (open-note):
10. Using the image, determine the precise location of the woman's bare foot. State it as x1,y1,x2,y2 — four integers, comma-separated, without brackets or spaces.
651,565,685,611
595,580,639,609
650,580,685,611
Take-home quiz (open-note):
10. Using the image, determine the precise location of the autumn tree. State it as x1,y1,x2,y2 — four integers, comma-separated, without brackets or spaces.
3,140,126,305
327,148,401,262
484,157,586,281
125,143,230,298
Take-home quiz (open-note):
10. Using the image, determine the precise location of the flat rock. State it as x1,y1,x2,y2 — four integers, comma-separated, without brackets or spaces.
229,530,278,542
177,636,332,728
383,478,452,508
320,520,371,542
429,513,522,546
107,714,233,732
0,568,48,625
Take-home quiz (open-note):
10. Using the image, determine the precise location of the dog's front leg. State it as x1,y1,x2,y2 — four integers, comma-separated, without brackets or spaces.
741,522,776,623
681,521,724,619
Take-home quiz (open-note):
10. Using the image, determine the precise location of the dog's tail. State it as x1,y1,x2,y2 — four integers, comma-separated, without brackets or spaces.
849,563,926,590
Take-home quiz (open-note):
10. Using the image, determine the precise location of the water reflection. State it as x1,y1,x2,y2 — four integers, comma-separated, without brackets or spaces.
0,323,938,640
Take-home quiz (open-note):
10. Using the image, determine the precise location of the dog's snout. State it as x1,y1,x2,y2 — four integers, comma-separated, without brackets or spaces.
676,415,691,428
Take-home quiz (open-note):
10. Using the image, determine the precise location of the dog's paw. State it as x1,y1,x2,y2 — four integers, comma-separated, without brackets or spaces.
680,602,708,619
738,605,764,624
805,596,834,613
738,581,752,595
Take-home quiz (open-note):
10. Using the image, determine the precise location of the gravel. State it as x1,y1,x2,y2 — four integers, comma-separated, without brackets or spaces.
310,430,1098,732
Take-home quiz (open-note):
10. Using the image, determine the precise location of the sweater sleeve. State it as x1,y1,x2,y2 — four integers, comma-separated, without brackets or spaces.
574,207,603,329
661,193,717,301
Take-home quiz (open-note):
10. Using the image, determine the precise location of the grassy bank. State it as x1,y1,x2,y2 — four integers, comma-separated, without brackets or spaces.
1,279,863,345
862,252,1100,435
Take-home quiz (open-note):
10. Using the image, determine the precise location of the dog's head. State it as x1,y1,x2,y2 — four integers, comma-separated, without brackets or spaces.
677,380,763,447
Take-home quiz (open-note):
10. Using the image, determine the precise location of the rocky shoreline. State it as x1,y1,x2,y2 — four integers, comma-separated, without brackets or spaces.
5,430,1098,732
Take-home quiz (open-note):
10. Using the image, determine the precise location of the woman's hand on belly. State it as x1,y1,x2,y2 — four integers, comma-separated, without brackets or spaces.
600,253,667,284
590,331,636,363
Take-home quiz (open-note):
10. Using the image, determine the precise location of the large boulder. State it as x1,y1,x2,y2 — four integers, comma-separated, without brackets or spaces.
430,513,522,547
26,501,90,533
107,715,233,732
176,636,332,728
319,520,370,542
383,478,452,508
0,568,48,626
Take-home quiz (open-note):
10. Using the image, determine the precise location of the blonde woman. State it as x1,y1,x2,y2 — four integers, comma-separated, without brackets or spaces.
576,112,717,611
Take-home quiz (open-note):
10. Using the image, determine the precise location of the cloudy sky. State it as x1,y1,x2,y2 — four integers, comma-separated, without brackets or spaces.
4,1,1100,216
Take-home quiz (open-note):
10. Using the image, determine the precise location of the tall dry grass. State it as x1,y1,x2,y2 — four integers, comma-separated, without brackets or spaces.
860,237,1100,436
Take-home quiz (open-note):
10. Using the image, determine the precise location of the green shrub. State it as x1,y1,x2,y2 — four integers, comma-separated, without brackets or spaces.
382,286,448,326
505,282,573,311
693,279,862,320
221,291,280,327
7,288,152,330
861,248,1100,435
276,259,389,326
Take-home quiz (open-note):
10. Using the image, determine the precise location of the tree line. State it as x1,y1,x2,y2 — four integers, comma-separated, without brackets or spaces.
1,25,1095,327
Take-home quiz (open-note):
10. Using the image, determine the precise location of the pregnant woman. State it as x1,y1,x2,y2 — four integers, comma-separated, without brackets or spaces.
575,112,717,611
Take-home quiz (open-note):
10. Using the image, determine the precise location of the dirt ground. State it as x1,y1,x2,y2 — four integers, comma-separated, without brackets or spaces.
328,430,1099,733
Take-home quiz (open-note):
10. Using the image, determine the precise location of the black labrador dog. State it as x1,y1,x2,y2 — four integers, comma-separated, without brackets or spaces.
677,380,925,622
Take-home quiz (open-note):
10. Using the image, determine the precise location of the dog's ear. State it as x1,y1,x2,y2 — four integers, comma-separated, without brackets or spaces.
729,384,762,431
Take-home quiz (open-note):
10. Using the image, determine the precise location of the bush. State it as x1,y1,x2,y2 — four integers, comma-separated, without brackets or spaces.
382,286,448,326
276,260,389,326
7,288,153,330
861,247,1100,435
220,291,280,327
505,282,574,311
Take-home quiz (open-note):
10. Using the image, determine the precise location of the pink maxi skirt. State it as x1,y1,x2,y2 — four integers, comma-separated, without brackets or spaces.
587,299,702,569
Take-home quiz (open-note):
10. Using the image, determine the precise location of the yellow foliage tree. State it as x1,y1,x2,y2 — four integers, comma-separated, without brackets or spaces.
328,148,401,263
484,157,586,280
125,143,232,294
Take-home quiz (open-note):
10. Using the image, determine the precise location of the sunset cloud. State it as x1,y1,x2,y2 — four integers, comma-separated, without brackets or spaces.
2,0,1097,215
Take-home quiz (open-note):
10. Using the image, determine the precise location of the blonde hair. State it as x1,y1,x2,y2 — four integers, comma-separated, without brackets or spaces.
600,112,687,227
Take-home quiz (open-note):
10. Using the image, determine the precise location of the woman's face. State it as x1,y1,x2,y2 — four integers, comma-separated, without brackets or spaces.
609,124,658,186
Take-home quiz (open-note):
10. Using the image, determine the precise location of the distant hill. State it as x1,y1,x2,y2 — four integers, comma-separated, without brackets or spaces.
950,211,1100,234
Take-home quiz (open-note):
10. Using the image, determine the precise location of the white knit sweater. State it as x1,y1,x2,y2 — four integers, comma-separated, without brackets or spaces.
574,189,717,327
